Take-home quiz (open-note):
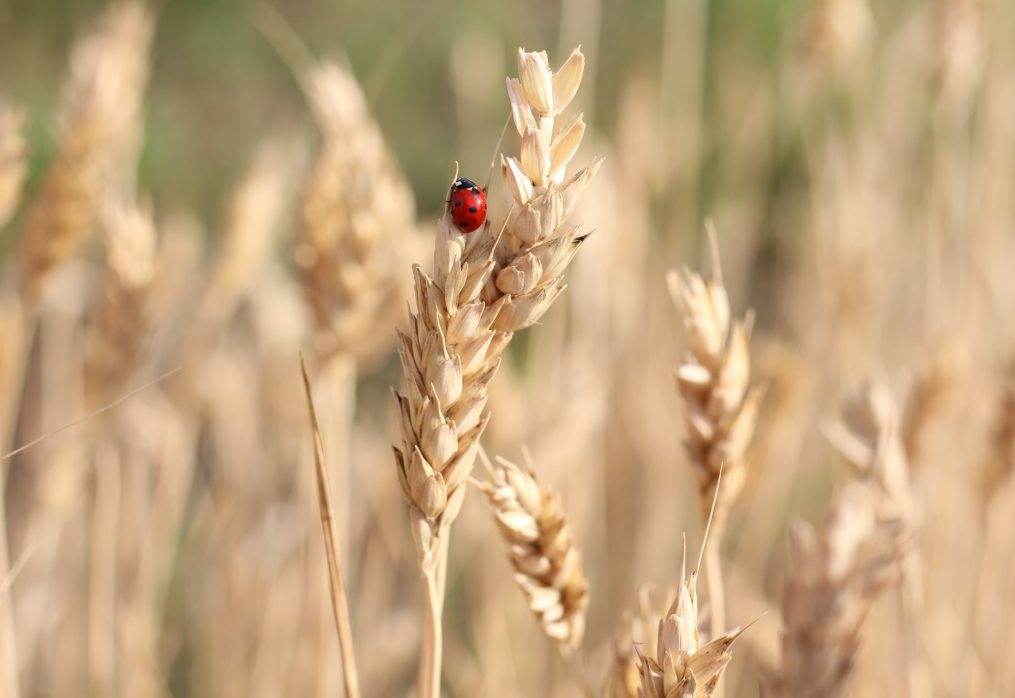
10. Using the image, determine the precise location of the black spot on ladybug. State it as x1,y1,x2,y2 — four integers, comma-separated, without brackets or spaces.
454,200,462,207
468,206,477,213
458,222,467,229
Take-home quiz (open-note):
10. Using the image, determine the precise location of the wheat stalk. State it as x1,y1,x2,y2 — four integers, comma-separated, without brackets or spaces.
300,357,361,698
772,480,905,698
18,1,153,302
479,453,589,654
0,104,26,230
393,46,598,698
668,233,761,640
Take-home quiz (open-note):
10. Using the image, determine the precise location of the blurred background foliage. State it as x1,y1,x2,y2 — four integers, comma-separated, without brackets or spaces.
0,0,816,230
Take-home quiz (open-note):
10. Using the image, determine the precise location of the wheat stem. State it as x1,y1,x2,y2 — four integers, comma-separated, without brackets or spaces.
299,356,361,698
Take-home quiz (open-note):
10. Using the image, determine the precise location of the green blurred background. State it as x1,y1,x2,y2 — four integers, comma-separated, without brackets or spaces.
0,0,805,226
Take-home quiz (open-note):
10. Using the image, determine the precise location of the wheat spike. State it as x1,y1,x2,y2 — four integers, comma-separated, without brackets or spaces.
393,46,598,698
18,1,153,301
636,543,744,698
0,105,27,230
84,196,157,407
295,60,414,365
772,481,905,698
480,454,589,653
668,241,761,530
393,46,599,571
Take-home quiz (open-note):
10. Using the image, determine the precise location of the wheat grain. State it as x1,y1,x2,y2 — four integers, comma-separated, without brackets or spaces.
479,454,589,654
18,1,153,301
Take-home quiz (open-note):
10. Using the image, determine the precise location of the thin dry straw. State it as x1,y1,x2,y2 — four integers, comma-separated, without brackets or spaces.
299,355,361,698
1,366,181,461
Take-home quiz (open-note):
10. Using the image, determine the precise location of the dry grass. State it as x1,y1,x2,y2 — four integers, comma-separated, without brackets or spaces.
1,2,1015,697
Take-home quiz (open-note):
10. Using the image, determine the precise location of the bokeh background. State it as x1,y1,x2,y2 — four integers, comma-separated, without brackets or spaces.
1,0,1014,696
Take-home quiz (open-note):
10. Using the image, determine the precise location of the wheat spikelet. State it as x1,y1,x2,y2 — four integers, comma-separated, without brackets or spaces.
636,544,743,697
295,60,414,365
667,242,761,530
18,1,153,301
83,197,156,406
0,104,27,230
479,454,589,653
772,481,905,698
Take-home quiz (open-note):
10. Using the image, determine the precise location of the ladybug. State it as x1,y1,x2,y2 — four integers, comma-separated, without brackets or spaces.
446,177,487,233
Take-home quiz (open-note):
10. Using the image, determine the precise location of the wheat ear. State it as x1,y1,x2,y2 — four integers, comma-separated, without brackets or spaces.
772,480,905,698
479,453,589,654
823,383,927,695
0,105,27,230
393,46,599,698
84,197,157,407
295,60,414,365
636,539,744,697
668,232,761,641
18,1,153,301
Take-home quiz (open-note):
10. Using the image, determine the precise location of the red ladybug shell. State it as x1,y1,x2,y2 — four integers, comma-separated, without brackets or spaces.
447,177,487,233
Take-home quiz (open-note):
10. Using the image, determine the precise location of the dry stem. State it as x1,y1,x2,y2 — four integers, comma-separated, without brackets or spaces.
299,356,361,698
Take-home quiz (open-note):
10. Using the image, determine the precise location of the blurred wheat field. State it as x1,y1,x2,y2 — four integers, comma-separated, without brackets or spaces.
1,0,1014,696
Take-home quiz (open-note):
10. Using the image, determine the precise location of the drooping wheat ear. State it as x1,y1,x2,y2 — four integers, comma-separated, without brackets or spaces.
479,454,589,654
295,60,414,365
19,1,153,302
636,542,744,697
772,481,906,698
393,47,598,698
0,104,27,229
84,197,157,407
